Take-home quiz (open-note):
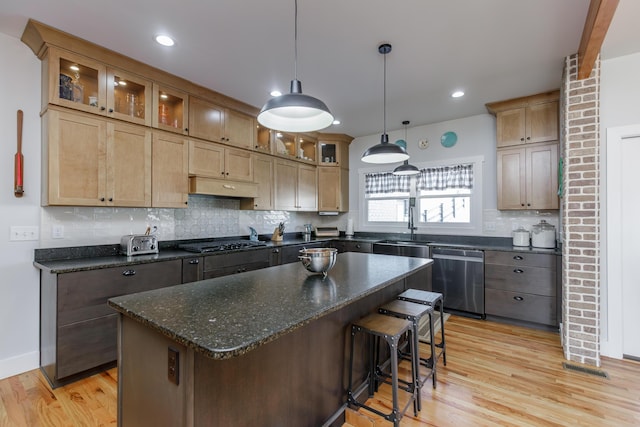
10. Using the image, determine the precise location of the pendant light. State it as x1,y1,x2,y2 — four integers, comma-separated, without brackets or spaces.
361,43,410,164
257,0,334,132
393,120,420,176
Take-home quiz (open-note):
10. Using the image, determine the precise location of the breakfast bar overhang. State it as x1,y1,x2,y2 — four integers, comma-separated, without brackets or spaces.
108,252,432,426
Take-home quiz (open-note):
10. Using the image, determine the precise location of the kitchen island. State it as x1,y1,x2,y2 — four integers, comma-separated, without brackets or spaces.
108,252,432,427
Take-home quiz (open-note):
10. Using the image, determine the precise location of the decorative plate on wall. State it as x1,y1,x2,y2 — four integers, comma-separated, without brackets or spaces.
440,131,457,148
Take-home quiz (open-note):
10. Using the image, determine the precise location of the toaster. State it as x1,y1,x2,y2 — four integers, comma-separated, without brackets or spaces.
120,234,159,256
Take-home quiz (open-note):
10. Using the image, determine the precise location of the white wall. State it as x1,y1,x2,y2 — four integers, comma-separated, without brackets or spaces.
348,114,560,237
599,52,640,358
0,33,42,378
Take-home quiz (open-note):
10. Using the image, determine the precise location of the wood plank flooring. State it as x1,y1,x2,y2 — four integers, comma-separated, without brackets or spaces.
1,315,639,426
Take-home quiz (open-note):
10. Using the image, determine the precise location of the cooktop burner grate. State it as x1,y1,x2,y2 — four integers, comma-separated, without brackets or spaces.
179,240,267,253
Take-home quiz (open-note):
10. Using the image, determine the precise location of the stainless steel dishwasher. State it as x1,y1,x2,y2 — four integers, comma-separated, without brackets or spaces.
431,246,485,317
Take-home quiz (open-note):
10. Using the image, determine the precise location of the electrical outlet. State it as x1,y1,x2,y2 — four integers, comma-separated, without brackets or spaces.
484,221,496,232
52,225,64,239
168,347,179,385
10,226,39,241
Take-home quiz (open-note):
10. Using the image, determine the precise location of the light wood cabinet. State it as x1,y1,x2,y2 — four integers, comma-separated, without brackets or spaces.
318,135,351,167
153,84,188,135
273,131,317,163
274,159,317,211
46,48,152,126
318,167,349,212
152,132,189,208
240,154,274,210
188,140,253,182
486,91,559,149
484,251,558,327
43,108,151,207
188,96,254,149
254,123,273,153
497,142,558,210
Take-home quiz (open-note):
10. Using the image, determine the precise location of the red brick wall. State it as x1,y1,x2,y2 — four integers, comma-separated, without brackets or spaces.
561,54,601,366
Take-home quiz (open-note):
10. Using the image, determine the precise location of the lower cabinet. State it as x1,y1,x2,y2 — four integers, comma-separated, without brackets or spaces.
330,241,372,253
280,242,326,264
40,259,183,387
484,250,558,327
202,248,272,279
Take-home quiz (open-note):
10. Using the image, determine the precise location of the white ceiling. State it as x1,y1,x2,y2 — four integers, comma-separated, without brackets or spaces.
0,0,637,138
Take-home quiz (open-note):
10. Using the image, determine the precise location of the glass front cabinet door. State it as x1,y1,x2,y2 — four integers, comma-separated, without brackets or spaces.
153,84,189,135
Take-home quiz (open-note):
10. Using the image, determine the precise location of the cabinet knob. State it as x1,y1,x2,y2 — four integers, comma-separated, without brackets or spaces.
520,137,525,141
527,203,531,206
100,197,105,202
521,203,525,207
273,249,279,253
185,128,189,132
122,269,136,277
100,106,106,111
189,259,199,264
513,255,523,260
513,268,524,274
513,296,524,301
109,198,113,202
108,108,114,113
527,137,531,140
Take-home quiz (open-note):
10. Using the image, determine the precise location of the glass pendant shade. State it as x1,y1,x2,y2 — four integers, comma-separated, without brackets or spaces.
258,79,333,132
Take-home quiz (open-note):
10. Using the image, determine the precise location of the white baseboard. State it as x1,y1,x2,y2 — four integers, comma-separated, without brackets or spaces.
0,351,39,380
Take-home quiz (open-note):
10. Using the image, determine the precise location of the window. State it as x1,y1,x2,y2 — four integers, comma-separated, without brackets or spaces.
361,159,482,234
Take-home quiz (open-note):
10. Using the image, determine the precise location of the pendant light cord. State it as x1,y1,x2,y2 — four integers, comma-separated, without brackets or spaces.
294,0,298,81
383,48,387,137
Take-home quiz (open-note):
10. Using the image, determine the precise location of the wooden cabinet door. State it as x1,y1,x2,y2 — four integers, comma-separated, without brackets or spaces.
497,147,526,209
527,142,559,209
225,110,254,149
527,101,558,144
297,163,317,211
45,109,106,206
153,84,188,134
318,167,340,211
225,148,253,182
152,132,188,208
188,96,224,142
189,140,225,178
107,67,152,126
107,122,152,206
274,159,298,210
241,154,273,210
496,108,526,148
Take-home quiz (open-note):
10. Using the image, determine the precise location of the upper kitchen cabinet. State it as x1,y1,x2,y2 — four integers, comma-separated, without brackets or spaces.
188,97,254,149
240,154,274,210
274,159,317,211
45,48,152,126
318,134,352,167
273,131,317,163
152,132,189,208
318,167,349,212
486,91,559,148
254,123,273,154
188,140,253,182
43,108,151,207
153,84,189,135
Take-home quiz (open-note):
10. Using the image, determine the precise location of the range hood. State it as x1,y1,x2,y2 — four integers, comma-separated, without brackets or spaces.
189,177,258,198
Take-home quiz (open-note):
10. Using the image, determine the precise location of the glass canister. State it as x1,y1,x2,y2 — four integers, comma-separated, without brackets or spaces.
531,220,556,248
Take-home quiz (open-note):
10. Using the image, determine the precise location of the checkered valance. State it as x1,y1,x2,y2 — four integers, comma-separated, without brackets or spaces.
364,172,411,195
417,164,473,191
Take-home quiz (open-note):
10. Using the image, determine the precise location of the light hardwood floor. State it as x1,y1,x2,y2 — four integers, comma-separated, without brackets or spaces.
1,315,639,426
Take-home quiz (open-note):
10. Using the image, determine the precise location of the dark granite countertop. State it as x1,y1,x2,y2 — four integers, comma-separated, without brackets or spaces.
33,233,560,274
108,252,432,360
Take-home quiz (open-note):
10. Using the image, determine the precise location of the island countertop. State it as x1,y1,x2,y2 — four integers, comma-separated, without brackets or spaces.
108,252,431,360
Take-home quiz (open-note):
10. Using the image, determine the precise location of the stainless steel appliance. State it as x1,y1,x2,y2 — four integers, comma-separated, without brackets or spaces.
372,240,431,258
120,234,158,256
431,247,484,317
179,240,266,253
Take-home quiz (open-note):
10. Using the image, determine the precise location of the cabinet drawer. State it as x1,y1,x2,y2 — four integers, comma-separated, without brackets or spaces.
203,249,271,270
57,314,118,378
485,250,555,268
485,289,556,326
182,257,204,283
57,260,182,325
485,264,555,296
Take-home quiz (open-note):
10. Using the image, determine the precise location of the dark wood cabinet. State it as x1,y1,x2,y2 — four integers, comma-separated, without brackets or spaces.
484,251,558,327
280,241,325,264
330,240,372,253
182,256,204,283
202,248,272,279
40,259,182,387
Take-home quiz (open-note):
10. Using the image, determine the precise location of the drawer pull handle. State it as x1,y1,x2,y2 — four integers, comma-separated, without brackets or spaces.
514,268,524,274
223,184,236,190
122,269,136,277
514,296,524,301
513,255,523,260
189,259,199,265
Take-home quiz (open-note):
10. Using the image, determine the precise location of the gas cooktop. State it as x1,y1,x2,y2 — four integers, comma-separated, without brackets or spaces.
179,240,267,253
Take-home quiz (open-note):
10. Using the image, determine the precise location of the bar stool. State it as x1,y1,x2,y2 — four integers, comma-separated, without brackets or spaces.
347,313,417,426
397,289,447,368
378,299,436,411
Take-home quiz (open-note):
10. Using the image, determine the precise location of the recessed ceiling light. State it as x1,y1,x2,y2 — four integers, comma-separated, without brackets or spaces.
332,119,341,125
451,90,465,98
270,90,282,97
155,34,175,47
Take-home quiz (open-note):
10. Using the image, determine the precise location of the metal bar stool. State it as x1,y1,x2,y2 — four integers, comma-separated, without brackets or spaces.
347,313,417,426
397,289,447,368
378,299,436,411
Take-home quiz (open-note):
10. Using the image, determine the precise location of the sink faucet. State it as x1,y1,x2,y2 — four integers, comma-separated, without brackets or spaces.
408,205,417,240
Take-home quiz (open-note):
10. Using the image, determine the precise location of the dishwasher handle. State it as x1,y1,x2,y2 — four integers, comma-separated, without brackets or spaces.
431,253,484,263
431,247,484,262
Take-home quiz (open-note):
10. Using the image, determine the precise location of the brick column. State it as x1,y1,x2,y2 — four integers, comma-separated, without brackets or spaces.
560,54,601,366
